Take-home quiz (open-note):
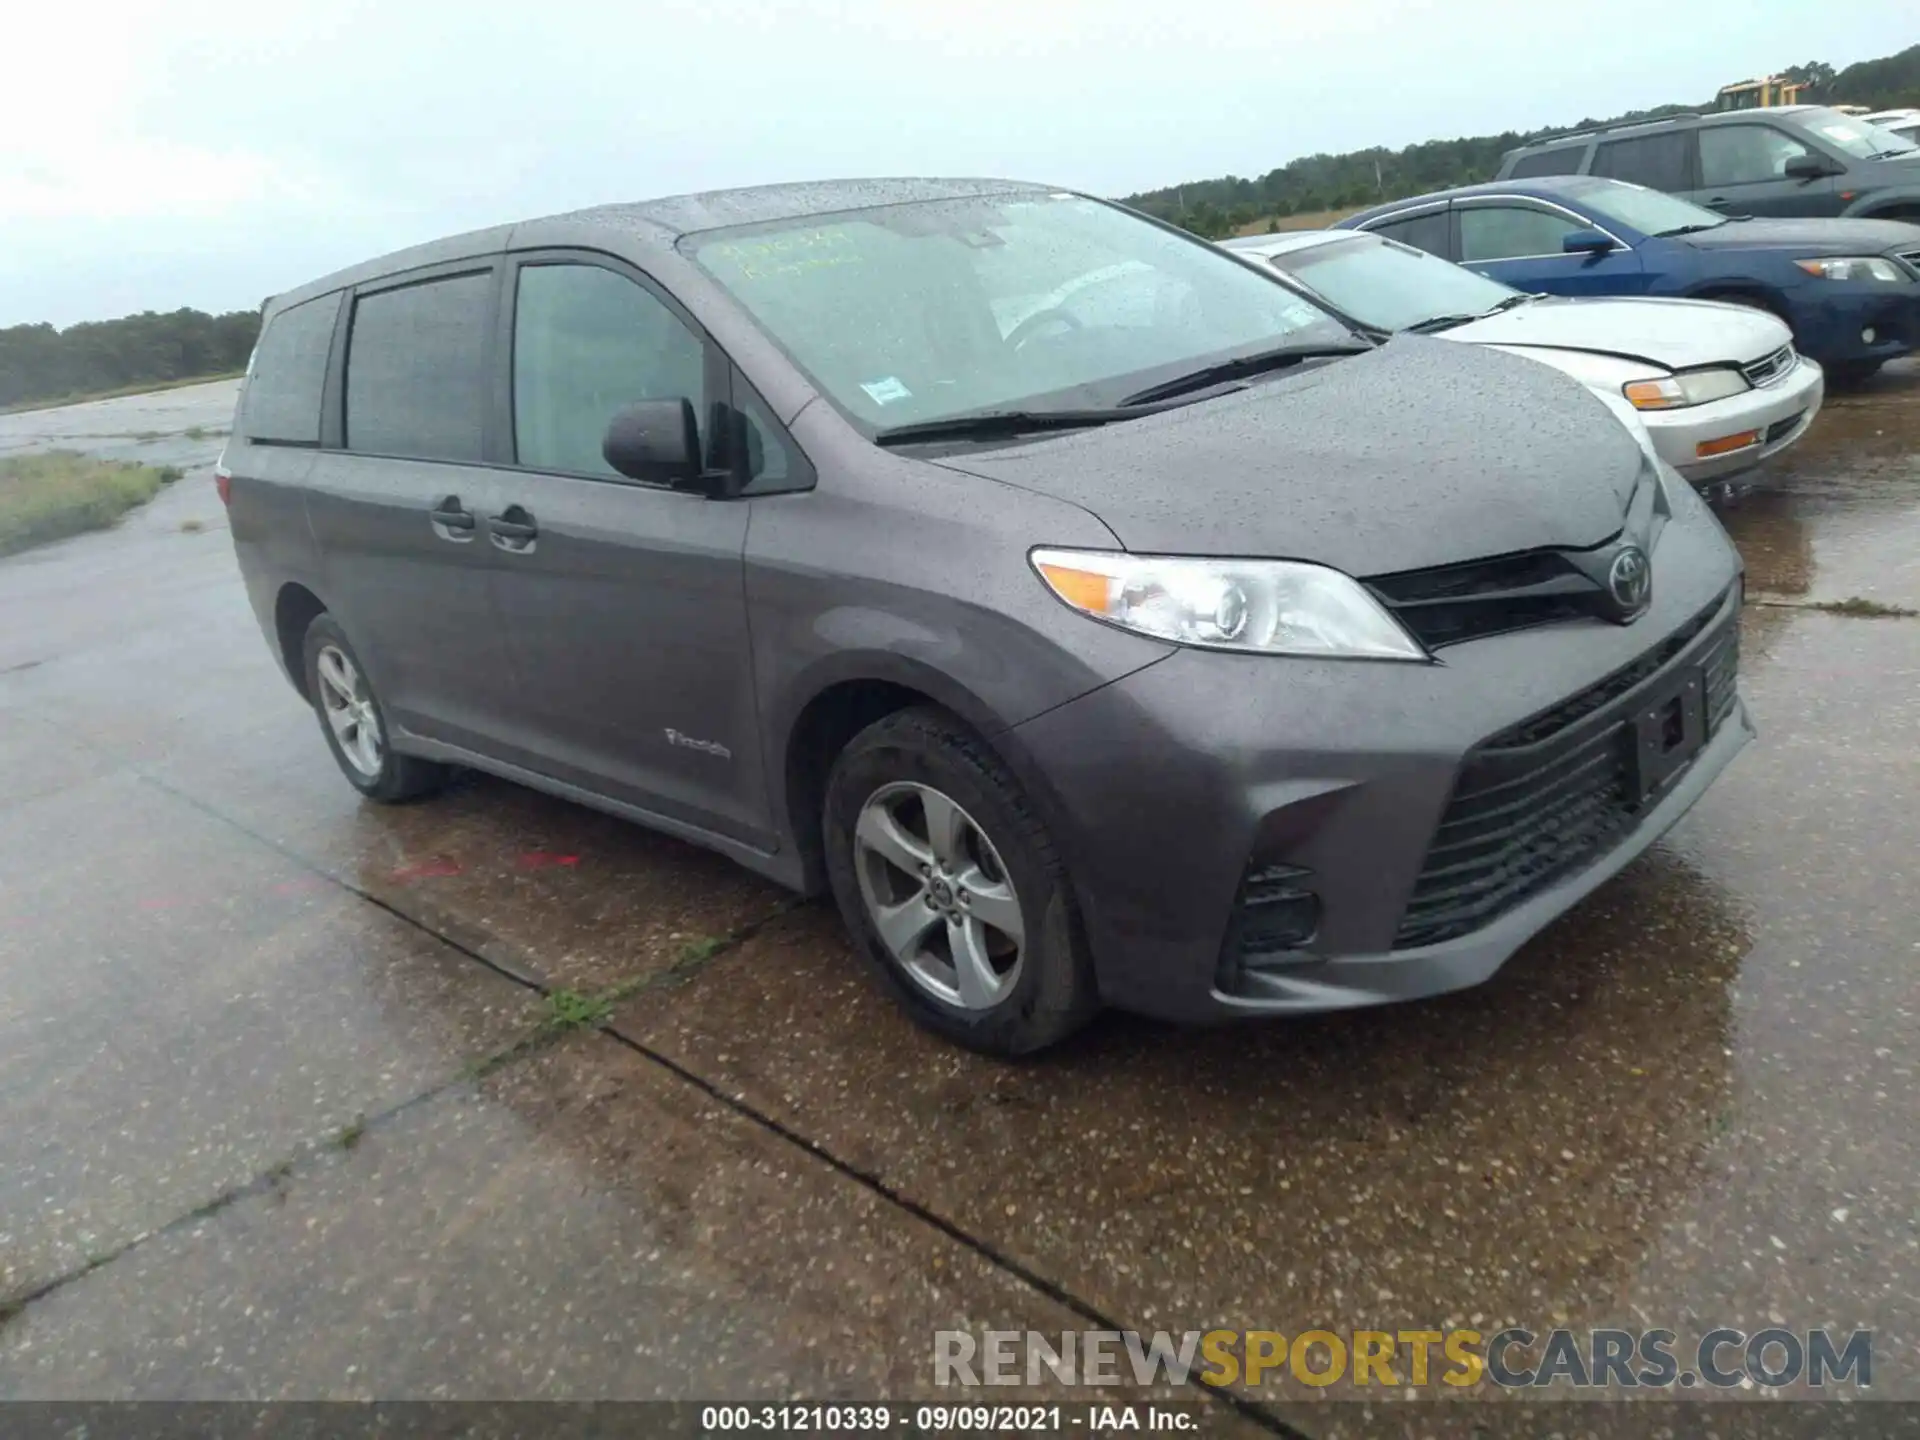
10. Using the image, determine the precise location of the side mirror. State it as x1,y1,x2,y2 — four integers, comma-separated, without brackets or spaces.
1784,153,1836,181
1562,228,1616,256
602,398,701,488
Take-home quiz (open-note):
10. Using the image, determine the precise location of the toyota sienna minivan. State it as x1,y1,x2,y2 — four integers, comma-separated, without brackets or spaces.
223,178,1751,1054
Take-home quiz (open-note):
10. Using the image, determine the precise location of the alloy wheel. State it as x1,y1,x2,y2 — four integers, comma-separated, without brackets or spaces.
315,644,383,778
851,781,1027,1011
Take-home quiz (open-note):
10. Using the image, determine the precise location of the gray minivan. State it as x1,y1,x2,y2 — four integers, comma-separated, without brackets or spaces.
223,178,1750,1054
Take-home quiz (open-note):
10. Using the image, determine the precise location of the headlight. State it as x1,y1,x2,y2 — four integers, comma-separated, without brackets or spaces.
1794,256,1907,283
1030,549,1426,660
1622,367,1750,410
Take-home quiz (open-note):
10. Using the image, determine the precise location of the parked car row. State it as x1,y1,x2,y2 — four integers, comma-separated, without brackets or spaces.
1332,174,1920,383
228,179,1753,1054
1224,227,1823,485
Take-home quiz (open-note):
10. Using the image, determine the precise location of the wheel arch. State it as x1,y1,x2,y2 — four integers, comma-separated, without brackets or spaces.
273,581,328,701
773,653,1074,898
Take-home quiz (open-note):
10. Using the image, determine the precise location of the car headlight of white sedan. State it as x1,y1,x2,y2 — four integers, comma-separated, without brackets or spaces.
1621,367,1751,411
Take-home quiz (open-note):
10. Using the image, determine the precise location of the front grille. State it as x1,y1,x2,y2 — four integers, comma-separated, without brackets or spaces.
1366,549,1612,650
1741,344,1796,388
1394,592,1737,949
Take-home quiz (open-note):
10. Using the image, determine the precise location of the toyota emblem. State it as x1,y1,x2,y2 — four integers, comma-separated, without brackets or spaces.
1607,544,1651,619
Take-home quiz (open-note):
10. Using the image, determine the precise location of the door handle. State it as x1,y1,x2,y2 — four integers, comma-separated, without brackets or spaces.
1707,197,1732,209
487,505,538,552
430,495,475,540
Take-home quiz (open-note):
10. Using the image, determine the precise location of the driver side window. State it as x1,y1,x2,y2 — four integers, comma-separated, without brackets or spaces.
513,262,707,479
1699,126,1813,188
1458,205,1582,263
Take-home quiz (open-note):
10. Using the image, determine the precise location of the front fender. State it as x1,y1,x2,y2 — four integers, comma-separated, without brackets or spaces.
1841,188,1920,219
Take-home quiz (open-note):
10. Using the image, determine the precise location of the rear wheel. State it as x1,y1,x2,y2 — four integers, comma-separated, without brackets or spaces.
823,707,1096,1055
301,615,450,803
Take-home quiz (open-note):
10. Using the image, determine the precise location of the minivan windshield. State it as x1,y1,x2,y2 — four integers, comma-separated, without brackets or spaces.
686,193,1356,431
1572,179,1728,238
1258,234,1520,332
1796,106,1920,159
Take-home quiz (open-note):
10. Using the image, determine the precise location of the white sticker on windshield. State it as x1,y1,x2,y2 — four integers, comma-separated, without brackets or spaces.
860,376,912,405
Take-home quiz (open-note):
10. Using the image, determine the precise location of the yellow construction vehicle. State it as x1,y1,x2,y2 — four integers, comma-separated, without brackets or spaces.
1715,77,1806,110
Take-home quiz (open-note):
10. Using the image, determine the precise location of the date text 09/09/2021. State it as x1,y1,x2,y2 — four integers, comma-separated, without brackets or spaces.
700,1405,1193,1431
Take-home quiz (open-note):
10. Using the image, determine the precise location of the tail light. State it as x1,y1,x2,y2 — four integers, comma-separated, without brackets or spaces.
214,455,233,506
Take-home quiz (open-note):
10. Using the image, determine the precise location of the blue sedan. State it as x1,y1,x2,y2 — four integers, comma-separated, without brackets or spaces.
1337,176,1920,382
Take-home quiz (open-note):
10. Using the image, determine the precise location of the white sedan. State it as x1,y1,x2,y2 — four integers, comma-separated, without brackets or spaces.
1225,229,1825,485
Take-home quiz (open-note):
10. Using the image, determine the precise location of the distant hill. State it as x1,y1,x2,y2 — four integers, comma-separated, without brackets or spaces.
0,308,260,413
1123,44,1920,237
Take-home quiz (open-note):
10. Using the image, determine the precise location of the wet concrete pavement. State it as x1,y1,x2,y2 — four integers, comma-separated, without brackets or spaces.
0,370,1916,1426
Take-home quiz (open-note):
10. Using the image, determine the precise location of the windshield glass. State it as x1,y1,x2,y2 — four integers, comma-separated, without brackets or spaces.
1573,179,1727,236
1264,235,1517,331
1799,107,1920,158
685,193,1353,430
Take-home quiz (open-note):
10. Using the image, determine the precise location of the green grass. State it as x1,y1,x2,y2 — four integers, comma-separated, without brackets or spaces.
0,370,246,417
0,451,177,557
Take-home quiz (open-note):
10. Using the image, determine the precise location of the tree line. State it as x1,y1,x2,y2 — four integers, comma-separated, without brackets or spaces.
0,307,260,411
1125,45,1920,238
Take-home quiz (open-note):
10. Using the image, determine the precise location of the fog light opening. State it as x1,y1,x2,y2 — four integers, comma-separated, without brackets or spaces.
1863,326,1878,345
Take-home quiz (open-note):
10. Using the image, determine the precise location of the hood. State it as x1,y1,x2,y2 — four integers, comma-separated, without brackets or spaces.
931,336,1643,576
1444,294,1789,369
1681,215,1920,254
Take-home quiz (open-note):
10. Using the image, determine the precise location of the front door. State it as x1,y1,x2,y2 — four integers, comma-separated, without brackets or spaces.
1456,201,1649,297
1695,124,1841,217
483,254,771,848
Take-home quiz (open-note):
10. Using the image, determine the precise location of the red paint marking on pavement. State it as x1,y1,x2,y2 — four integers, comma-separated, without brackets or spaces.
515,851,581,870
389,858,464,883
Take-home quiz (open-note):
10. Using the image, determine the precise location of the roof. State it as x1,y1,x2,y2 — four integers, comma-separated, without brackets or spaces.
1509,103,1830,156
270,177,1052,311
1343,175,1612,226
545,176,1051,242
1222,230,1349,257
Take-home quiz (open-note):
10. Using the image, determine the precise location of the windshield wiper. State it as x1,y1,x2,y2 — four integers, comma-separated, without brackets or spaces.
1405,294,1537,334
872,407,1147,447
1654,222,1728,237
1119,342,1370,406
1404,313,1482,334
1868,148,1914,161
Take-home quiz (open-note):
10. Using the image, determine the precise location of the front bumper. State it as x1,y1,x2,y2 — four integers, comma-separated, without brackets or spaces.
1012,504,1748,1023
1648,354,1825,484
1784,278,1920,367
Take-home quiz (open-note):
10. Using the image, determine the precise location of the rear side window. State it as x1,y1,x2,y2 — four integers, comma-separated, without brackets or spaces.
1364,209,1449,258
1509,147,1586,179
345,272,493,461
1593,132,1695,191
240,293,340,444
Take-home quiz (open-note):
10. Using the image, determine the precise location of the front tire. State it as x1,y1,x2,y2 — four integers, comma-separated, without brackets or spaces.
301,615,449,803
823,707,1096,1056
1826,359,1883,387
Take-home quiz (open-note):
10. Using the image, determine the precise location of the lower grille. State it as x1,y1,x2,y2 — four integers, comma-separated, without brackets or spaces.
1394,595,1738,949
1764,412,1805,445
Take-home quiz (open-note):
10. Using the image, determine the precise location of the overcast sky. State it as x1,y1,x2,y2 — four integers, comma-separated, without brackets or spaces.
1,0,1907,327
